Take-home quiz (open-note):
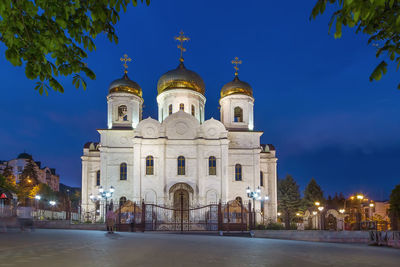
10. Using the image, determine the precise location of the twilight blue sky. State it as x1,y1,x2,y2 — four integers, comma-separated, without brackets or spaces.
0,1,399,200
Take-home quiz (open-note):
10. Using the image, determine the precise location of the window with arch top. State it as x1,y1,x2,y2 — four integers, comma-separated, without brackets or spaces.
120,163,127,180
209,156,216,175
235,164,242,181
191,105,195,116
146,156,154,175
169,104,173,115
234,107,243,122
177,156,185,175
179,103,184,111
260,171,264,187
96,170,100,186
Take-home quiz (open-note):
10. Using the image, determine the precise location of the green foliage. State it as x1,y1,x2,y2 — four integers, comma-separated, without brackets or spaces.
0,173,17,193
277,174,301,229
311,0,400,89
265,222,285,230
1,165,16,185
0,0,150,95
389,184,400,230
20,159,39,184
302,178,325,210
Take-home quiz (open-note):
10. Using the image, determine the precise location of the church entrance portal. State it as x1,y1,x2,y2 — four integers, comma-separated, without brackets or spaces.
173,189,189,221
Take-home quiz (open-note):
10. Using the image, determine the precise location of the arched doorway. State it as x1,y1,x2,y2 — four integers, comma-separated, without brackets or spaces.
169,183,194,221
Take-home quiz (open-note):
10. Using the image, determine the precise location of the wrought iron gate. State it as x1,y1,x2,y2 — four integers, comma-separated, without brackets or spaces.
116,199,255,232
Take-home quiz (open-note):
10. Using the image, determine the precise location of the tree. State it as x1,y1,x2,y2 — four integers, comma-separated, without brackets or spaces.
389,184,400,230
1,164,16,185
311,0,400,89
302,178,325,210
277,175,301,229
0,173,17,193
17,160,39,204
0,0,150,95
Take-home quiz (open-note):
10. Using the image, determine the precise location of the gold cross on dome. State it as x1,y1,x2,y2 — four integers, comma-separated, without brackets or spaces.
231,57,242,76
174,30,190,62
120,54,132,74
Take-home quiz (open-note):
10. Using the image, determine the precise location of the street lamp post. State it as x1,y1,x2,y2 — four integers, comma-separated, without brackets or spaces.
35,195,41,220
89,185,114,223
49,201,56,220
246,186,269,225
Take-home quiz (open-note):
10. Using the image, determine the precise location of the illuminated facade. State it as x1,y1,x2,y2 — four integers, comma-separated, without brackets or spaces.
81,33,277,223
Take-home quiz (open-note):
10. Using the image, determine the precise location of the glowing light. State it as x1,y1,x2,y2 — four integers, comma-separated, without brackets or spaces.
49,201,56,206
339,209,345,214
369,203,374,207
277,212,281,216
312,211,317,215
264,196,269,201
296,213,300,216
35,195,41,200
110,186,115,193
246,186,251,194
256,186,261,193
314,201,320,206
356,194,364,200
318,206,324,211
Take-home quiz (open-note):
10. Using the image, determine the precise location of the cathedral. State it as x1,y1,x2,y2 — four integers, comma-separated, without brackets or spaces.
81,32,278,223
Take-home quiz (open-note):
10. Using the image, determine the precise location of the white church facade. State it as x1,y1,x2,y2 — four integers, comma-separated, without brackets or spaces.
81,34,278,223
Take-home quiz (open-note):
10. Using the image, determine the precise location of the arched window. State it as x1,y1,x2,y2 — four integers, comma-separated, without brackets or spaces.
234,107,243,122
169,104,173,115
235,164,242,181
179,103,184,110
235,196,243,204
177,156,185,175
96,170,100,186
209,156,216,175
120,163,127,180
191,105,195,116
260,171,264,187
118,105,128,121
119,196,127,206
146,156,154,175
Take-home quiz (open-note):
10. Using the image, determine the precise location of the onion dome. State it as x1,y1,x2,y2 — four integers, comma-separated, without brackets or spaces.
17,152,33,160
108,73,142,97
157,62,205,95
220,75,253,99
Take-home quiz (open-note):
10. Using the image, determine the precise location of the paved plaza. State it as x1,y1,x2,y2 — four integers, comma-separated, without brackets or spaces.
0,229,399,267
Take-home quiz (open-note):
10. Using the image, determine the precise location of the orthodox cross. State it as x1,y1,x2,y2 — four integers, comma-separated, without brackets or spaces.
174,30,190,62
231,57,242,76
120,54,132,74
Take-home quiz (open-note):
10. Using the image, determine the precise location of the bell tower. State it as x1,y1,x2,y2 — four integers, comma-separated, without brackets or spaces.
220,57,254,130
107,54,143,129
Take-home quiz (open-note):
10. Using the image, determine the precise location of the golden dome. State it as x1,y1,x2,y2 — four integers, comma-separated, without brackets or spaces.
157,62,205,95
109,73,142,97
220,75,253,99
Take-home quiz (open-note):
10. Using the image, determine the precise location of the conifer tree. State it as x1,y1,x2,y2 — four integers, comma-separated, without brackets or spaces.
389,184,400,230
302,178,325,210
277,175,301,229
20,160,39,185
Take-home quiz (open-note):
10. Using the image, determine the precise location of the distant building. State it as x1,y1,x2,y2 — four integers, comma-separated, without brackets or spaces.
0,153,59,192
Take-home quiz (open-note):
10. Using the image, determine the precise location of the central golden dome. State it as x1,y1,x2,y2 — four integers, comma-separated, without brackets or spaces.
157,62,205,95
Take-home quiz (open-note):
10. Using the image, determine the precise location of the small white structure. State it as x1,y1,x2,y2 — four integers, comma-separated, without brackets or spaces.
81,38,278,224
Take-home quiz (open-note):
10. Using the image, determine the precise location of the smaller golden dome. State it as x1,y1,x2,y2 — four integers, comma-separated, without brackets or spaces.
109,73,142,97
220,76,253,99
157,62,205,95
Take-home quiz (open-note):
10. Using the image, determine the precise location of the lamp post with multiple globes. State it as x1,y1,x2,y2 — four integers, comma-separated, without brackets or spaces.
246,186,269,225
89,185,115,222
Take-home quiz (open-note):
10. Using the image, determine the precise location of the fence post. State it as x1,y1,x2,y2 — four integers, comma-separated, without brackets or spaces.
141,200,145,232
133,202,136,232
241,201,244,232
180,192,184,232
227,202,230,232
218,201,222,231
248,201,252,230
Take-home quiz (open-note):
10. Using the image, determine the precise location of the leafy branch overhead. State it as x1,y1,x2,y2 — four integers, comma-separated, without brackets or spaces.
0,0,150,95
311,0,400,89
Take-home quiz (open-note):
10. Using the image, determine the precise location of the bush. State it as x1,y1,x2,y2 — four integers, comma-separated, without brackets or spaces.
256,224,266,230
266,222,285,230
